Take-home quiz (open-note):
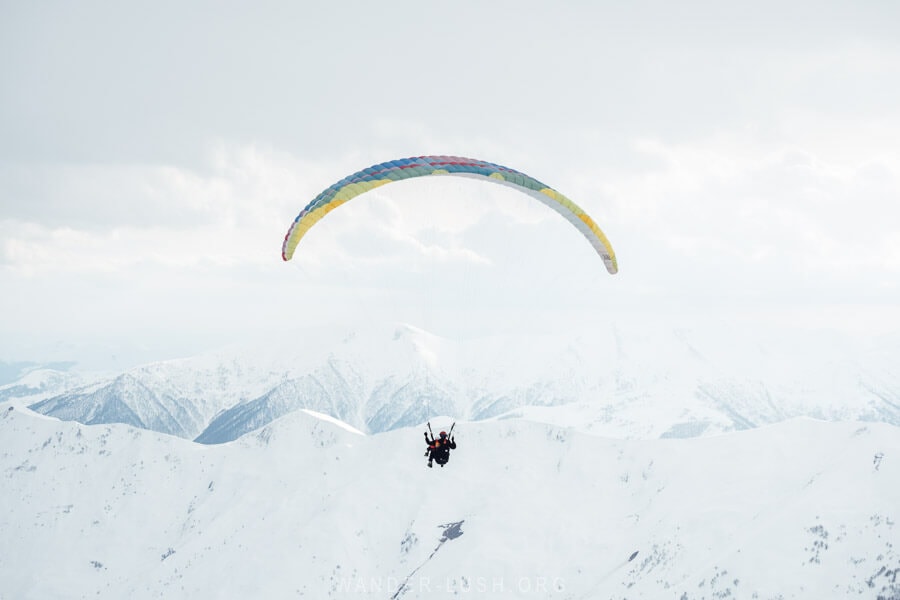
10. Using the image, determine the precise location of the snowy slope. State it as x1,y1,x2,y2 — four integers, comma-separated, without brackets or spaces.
1,405,898,599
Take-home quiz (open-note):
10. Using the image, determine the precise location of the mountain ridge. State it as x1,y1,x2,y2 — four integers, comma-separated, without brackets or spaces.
3,322,899,444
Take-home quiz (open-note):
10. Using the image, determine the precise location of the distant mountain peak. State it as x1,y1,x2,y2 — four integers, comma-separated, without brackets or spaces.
4,322,898,445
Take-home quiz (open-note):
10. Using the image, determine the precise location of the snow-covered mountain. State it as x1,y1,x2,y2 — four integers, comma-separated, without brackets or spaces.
0,360,78,386
1,405,897,599
21,348,302,440
6,321,900,444
0,364,97,404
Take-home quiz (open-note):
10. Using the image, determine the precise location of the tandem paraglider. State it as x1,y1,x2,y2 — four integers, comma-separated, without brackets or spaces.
424,421,456,469
280,156,619,471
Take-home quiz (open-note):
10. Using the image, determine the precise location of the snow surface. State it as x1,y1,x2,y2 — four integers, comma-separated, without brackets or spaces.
1,405,898,599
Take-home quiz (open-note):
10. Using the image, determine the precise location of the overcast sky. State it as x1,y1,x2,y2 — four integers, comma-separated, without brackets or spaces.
2,1,899,368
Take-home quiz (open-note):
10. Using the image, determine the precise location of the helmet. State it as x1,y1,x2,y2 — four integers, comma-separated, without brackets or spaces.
439,431,447,438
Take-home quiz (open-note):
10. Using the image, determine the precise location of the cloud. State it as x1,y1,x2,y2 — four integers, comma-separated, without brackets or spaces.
3,0,900,362
0,143,333,272
601,128,900,276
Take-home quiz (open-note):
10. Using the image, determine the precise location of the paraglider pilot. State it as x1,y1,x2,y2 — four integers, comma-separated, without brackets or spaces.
425,430,456,468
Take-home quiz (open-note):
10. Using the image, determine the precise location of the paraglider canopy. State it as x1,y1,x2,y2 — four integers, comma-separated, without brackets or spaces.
282,155,618,274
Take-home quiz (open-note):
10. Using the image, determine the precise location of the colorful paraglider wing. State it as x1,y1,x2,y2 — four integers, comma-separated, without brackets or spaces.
281,156,617,274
